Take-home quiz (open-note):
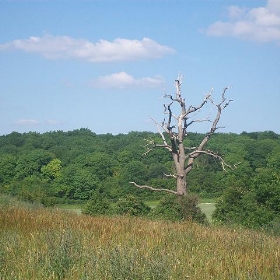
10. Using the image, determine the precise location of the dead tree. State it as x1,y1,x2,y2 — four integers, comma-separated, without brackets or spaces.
130,75,233,196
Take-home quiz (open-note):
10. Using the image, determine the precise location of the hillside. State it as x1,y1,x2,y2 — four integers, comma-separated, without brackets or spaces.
1,129,279,199
0,129,279,228
0,197,279,280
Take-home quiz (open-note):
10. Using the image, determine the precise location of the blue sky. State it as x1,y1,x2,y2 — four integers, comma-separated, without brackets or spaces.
0,0,280,135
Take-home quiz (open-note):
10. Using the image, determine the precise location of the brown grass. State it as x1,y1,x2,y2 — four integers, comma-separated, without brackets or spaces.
0,203,279,279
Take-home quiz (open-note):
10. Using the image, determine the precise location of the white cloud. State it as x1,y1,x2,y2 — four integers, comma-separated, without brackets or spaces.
0,34,175,62
14,118,62,126
15,119,40,126
90,72,165,89
206,0,280,43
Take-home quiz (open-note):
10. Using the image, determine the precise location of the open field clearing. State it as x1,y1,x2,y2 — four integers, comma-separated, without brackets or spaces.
199,203,216,222
0,204,279,280
57,201,216,222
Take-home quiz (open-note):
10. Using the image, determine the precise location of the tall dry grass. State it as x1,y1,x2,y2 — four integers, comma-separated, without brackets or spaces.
0,202,279,279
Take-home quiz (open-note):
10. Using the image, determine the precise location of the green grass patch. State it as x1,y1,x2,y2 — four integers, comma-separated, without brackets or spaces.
199,203,216,222
56,204,84,215
198,197,217,203
144,200,160,209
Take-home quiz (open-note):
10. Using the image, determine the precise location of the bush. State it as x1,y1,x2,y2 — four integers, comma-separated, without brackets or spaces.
263,216,280,236
213,186,277,228
114,195,151,216
151,194,208,224
82,190,111,216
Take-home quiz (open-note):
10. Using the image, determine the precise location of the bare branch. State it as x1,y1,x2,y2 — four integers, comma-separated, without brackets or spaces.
142,148,153,156
186,117,211,128
234,162,242,168
184,146,197,153
150,117,172,152
193,86,233,157
164,173,177,179
186,89,212,115
189,149,234,171
129,182,179,195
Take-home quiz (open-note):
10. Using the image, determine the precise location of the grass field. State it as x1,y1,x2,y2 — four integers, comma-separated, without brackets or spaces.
199,203,216,222
1,198,279,280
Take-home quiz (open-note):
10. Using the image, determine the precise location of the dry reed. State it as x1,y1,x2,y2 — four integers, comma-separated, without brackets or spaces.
0,204,279,279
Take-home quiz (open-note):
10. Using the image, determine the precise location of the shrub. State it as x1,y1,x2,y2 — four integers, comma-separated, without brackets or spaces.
114,195,151,216
151,194,208,224
213,186,277,228
82,190,111,216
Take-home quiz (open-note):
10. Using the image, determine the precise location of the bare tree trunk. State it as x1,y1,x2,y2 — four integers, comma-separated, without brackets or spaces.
130,76,234,196
176,174,187,196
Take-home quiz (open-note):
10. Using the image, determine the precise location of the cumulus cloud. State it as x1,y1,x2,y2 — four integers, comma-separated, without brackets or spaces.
206,0,280,43
90,72,165,89
0,34,175,62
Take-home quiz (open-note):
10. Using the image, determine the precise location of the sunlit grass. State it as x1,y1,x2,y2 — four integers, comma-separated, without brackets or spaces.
144,200,159,209
0,199,279,280
56,204,84,215
199,203,216,222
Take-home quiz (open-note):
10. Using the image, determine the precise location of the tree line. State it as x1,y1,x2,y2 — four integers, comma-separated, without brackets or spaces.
0,129,279,229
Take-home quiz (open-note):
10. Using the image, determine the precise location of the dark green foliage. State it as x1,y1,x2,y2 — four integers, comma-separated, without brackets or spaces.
0,129,280,228
123,161,148,184
0,154,17,184
0,129,278,200
213,143,280,230
15,149,54,180
152,194,208,224
82,190,111,216
114,195,151,216
14,176,56,207
213,186,278,229
58,167,100,200
148,163,169,179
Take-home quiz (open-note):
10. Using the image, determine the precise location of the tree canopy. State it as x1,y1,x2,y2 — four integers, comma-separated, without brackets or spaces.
0,129,279,228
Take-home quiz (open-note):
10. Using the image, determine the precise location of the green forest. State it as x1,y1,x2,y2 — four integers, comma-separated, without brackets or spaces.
0,129,279,230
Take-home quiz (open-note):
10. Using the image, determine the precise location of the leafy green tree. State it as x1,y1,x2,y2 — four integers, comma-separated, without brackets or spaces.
148,163,169,179
16,176,55,206
0,154,17,184
253,151,280,214
15,150,54,179
244,139,277,170
123,161,148,184
41,158,62,180
82,153,115,180
5,131,24,147
213,185,278,228
58,166,100,200
213,142,280,229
